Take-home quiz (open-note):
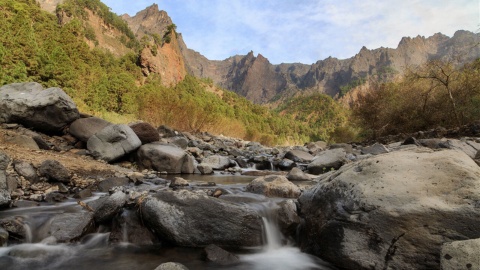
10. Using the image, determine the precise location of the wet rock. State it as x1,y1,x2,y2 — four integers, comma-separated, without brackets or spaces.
44,192,67,203
284,150,314,163
0,151,11,170
201,155,231,170
277,199,301,237
69,117,112,142
73,188,92,199
5,135,39,150
136,143,195,174
169,177,189,188
13,160,39,183
87,124,142,162
246,175,301,198
0,189,10,207
130,122,160,144
0,82,80,134
286,167,310,181
109,209,157,245
441,238,480,270
299,148,480,270
38,160,71,183
197,164,213,175
154,262,189,270
49,211,95,242
139,190,263,247
203,244,240,265
276,158,295,170
93,191,127,223
0,217,27,241
97,177,130,192
361,143,389,155
307,148,347,175
0,227,8,246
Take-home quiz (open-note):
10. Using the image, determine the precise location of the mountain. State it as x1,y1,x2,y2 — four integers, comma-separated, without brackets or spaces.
182,30,480,104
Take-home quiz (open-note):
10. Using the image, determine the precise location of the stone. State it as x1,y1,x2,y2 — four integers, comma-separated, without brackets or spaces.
0,189,10,207
5,135,39,150
246,175,301,198
130,122,160,144
49,212,94,242
299,148,480,270
0,82,80,134
97,177,130,192
276,158,295,170
197,164,213,175
136,143,195,174
154,262,189,270
69,117,112,142
0,151,11,170
441,238,480,270
109,209,157,245
169,177,189,188
360,143,390,155
0,227,8,247
284,150,314,163
139,190,263,247
38,160,71,183
277,199,302,237
93,191,127,223
201,155,231,170
203,244,240,265
307,148,347,175
13,160,39,183
166,136,189,149
87,124,142,162
157,125,178,138
286,167,310,181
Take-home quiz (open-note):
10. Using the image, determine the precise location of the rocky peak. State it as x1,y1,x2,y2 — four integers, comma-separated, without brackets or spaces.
122,4,172,38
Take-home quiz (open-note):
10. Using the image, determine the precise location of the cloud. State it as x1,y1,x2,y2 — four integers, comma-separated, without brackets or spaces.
102,0,478,64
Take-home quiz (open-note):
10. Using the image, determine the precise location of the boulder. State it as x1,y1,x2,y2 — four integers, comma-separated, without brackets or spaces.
298,148,480,270
441,238,480,270
201,155,231,170
69,117,112,142
139,190,263,247
286,167,311,181
13,160,39,183
0,82,80,134
93,191,127,223
361,143,389,155
246,175,301,198
136,143,194,174
129,122,160,144
203,244,240,265
276,158,295,170
154,262,189,270
284,150,314,163
5,135,39,150
38,160,71,183
307,148,347,175
49,212,95,242
109,209,157,245
0,227,8,246
197,164,213,175
166,136,189,149
87,124,142,162
169,177,189,188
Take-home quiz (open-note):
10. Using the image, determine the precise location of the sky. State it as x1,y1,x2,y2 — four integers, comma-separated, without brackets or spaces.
102,0,479,64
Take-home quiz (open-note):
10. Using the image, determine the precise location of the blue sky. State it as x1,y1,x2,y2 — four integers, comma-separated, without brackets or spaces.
102,0,478,64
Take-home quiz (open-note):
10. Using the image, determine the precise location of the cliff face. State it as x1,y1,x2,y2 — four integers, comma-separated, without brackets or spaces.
182,31,480,103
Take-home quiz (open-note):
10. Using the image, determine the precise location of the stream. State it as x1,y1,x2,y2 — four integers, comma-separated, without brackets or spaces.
0,175,335,270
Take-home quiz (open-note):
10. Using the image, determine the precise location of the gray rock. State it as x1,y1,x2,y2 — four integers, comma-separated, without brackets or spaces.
201,155,231,170
246,175,301,198
0,227,8,246
197,164,213,175
284,150,314,163
69,117,112,142
286,167,310,181
93,191,127,223
169,177,189,188
276,158,295,170
0,151,10,170
203,244,240,265
157,125,178,138
0,82,80,134
361,143,390,155
140,190,263,247
441,238,480,270
5,135,39,150
136,143,194,174
299,148,480,270
109,209,157,245
87,124,142,162
166,136,189,149
97,177,130,192
13,160,39,183
277,199,301,237
439,139,479,158
0,171,6,190
307,148,347,175
49,211,94,242
0,189,10,207
38,160,71,183
154,262,189,270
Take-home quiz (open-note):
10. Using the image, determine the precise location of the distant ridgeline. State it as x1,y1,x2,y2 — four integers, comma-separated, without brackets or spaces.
1,0,479,145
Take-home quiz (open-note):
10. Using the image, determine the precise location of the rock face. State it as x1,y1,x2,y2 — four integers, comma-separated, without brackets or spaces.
298,148,480,270
246,175,301,198
136,143,195,174
87,124,142,162
0,82,80,134
69,117,112,142
139,190,263,247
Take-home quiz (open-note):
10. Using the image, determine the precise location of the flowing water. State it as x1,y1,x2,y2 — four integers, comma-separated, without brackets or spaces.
0,175,334,270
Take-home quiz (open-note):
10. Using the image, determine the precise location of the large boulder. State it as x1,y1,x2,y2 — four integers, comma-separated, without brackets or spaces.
130,122,160,144
284,150,314,163
69,117,112,142
48,212,95,242
93,191,127,223
201,155,231,170
298,148,480,270
0,82,79,134
246,175,301,198
307,148,347,174
87,124,142,162
139,190,263,247
136,143,195,174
